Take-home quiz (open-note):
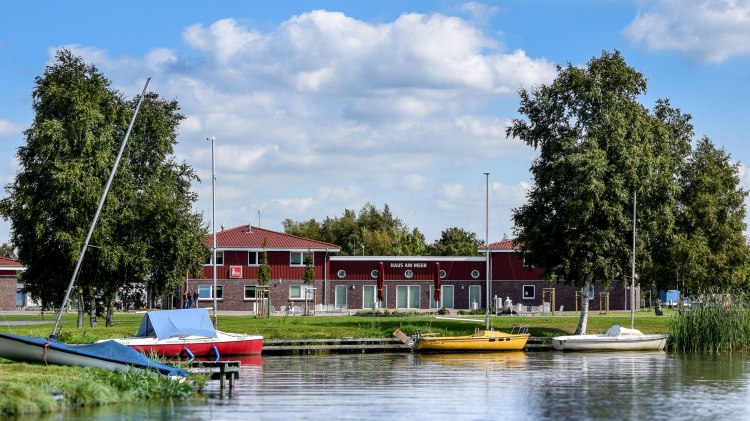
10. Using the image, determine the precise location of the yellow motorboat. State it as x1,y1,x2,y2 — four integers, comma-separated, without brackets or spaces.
396,326,529,352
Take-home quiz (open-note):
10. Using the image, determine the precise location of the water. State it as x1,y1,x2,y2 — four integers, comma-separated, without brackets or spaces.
40,352,750,420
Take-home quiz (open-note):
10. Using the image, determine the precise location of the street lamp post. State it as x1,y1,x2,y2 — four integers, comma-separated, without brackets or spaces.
208,135,217,326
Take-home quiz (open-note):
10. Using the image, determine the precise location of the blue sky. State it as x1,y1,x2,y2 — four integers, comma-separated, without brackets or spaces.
1,1,749,249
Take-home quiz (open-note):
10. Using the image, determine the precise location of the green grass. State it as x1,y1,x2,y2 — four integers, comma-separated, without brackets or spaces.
1,308,672,343
669,297,750,352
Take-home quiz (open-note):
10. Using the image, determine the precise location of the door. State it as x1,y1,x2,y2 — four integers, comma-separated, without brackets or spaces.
469,285,481,310
363,285,385,309
397,285,421,309
335,285,348,309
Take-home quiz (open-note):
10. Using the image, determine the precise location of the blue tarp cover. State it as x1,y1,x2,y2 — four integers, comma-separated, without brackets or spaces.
135,308,217,340
0,333,187,377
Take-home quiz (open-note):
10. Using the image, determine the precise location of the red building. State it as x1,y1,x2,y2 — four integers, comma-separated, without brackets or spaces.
189,225,636,313
0,257,25,311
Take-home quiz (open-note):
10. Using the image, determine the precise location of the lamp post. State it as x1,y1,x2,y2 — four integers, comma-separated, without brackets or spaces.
208,135,217,326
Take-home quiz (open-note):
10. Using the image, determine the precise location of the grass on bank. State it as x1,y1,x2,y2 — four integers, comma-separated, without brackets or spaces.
0,307,673,343
0,360,205,417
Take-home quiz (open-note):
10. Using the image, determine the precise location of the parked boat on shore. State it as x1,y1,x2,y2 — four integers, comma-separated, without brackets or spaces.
101,308,263,359
552,324,667,351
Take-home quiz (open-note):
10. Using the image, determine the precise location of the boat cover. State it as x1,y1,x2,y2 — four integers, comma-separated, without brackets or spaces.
605,325,644,337
0,333,187,377
135,308,217,340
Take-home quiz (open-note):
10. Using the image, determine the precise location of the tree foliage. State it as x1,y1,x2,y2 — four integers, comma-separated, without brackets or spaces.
427,227,482,256
672,137,749,293
0,50,207,320
283,202,427,256
506,50,701,334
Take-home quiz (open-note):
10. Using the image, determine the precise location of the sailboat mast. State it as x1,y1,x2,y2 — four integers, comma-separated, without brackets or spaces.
630,191,636,329
51,78,151,339
208,135,217,326
484,172,490,330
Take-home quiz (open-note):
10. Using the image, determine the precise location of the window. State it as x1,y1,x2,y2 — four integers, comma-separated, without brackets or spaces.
471,270,480,279
396,285,420,309
370,270,379,279
430,285,454,309
198,285,223,300
337,269,346,279
523,285,535,300
289,285,314,299
363,285,386,309
290,251,313,266
244,286,257,300
248,252,259,266
404,270,413,279
205,250,224,266
469,285,481,310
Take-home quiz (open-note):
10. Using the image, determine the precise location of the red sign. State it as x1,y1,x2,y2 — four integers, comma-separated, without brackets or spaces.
229,266,242,278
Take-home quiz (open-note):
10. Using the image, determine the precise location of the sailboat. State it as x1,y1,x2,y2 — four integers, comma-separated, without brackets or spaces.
551,192,668,352
395,173,529,352
0,79,187,377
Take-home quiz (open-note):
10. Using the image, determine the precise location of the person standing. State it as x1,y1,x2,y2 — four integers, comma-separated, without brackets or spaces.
184,290,191,309
192,289,199,308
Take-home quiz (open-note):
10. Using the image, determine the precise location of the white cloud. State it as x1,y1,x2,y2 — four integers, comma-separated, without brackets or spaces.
47,9,556,242
0,119,23,138
623,0,750,63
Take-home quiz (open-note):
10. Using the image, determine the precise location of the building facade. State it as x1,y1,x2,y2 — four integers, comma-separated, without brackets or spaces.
0,257,25,311
188,226,637,313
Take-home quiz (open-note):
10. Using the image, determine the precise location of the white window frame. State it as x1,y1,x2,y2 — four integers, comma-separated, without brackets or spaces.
290,251,313,267
289,284,315,300
204,250,224,266
523,285,535,300
198,285,223,300
248,252,259,266
244,285,257,300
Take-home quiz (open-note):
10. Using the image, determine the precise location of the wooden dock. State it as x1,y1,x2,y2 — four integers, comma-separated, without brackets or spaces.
262,337,411,355
188,361,240,394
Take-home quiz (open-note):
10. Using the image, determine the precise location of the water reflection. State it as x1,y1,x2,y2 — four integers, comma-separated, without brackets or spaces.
44,352,750,420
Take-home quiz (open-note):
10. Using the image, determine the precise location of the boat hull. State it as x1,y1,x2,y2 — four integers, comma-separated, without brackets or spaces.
552,334,668,351
0,333,186,377
414,329,529,352
107,331,264,358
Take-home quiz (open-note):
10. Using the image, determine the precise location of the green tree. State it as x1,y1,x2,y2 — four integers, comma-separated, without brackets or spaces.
506,51,689,334
0,50,207,326
283,202,427,256
427,227,482,256
0,243,16,259
303,251,315,284
672,137,750,293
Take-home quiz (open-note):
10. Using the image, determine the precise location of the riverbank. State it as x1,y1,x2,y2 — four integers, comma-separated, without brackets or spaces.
0,309,668,416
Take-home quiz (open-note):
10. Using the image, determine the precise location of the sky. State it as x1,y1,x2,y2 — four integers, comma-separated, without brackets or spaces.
1,0,750,251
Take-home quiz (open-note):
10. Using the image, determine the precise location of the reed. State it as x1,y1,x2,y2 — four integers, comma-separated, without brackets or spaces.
668,295,750,352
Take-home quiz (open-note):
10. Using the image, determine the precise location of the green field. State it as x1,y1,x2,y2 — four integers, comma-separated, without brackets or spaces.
1,308,672,343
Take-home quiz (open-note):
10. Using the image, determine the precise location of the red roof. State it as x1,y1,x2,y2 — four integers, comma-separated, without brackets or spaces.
0,256,23,268
488,240,519,251
208,225,340,251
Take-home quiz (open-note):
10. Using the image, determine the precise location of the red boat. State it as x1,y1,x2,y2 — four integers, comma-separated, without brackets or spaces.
101,308,263,359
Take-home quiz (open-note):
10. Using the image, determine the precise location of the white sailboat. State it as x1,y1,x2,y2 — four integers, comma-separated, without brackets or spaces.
552,192,668,352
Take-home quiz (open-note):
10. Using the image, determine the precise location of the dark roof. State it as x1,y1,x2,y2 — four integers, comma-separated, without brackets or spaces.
209,225,340,251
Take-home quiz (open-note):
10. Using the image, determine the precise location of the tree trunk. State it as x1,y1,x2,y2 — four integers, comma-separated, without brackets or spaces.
574,277,593,335
88,288,97,328
77,288,84,328
105,292,114,327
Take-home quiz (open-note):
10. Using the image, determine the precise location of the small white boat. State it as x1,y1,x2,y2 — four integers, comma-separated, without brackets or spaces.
552,324,668,351
0,332,186,377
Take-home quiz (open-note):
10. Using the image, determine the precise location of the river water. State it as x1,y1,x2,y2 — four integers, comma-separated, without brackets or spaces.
37,351,750,420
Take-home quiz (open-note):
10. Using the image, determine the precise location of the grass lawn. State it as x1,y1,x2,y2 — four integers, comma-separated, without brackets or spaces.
1,308,673,343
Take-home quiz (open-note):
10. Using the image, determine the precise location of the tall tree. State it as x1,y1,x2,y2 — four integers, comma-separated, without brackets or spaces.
0,50,207,325
672,137,750,293
428,227,482,256
506,51,689,334
283,202,427,256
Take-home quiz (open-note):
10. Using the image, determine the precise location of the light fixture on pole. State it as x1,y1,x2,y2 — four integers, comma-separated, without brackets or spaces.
208,135,217,326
